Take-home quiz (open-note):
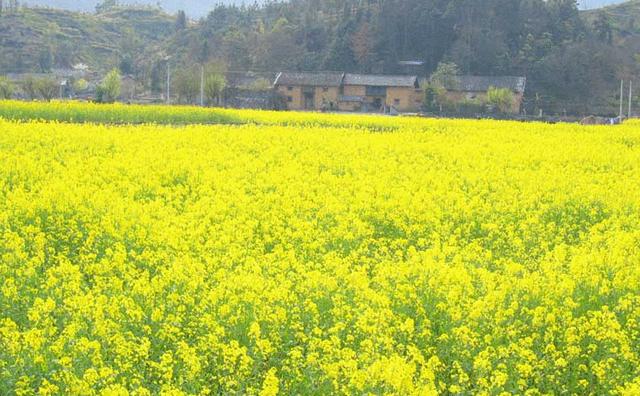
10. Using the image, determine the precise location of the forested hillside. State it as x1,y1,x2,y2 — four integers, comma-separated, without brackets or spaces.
162,0,637,113
0,6,173,73
18,0,632,15
1,0,639,114
20,0,253,16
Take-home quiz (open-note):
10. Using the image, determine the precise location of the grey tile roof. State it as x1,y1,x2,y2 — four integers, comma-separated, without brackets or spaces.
445,76,527,93
274,72,345,87
344,74,419,87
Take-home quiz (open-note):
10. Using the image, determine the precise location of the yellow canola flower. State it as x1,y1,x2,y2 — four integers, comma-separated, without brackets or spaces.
259,368,280,396
0,104,639,394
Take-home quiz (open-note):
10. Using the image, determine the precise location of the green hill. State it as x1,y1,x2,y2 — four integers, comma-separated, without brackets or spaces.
0,7,174,73
1,0,639,115
583,0,640,78
584,0,640,34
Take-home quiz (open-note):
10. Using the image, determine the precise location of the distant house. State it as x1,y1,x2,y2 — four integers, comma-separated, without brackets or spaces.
274,72,344,111
340,74,422,113
441,76,527,114
224,71,280,110
273,71,423,113
226,71,277,91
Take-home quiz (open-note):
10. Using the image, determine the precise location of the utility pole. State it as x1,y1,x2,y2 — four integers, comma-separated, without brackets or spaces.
619,80,624,120
200,65,204,107
629,80,633,119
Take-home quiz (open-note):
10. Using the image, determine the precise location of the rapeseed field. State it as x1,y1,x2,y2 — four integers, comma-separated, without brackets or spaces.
1,103,640,395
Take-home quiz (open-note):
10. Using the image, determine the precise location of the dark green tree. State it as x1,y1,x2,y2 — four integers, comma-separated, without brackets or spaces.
38,47,53,73
96,0,118,13
593,11,613,44
176,10,187,31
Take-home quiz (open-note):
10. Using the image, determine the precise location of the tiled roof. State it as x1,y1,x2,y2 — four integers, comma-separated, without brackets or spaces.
274,72,345,87
446,76,527,93
344,74,419,87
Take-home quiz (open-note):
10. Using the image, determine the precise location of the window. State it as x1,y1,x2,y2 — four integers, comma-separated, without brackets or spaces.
287,96,293,102
322,87,329,93
393,99,401,106
287,86,294,91
366,86,387,96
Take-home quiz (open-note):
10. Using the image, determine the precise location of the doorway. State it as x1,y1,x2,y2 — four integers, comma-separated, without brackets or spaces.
304,92,315,110
372,97,383,111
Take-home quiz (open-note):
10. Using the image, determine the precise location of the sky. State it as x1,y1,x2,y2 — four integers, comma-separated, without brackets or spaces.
579,0,628,9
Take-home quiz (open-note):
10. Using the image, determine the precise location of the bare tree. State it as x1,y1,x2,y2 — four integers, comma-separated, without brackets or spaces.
36,77,59,101
174,66,199,104
0,76,13,99
22,76,38,100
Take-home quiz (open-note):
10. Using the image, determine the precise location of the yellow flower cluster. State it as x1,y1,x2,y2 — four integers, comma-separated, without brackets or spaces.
0,100,421,130
1,108,640,395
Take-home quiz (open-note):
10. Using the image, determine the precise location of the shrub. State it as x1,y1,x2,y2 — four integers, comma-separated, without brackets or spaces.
73,78,89,93
96,69,121,103
487,86,515,114
35,77,59,101
0,76,13,99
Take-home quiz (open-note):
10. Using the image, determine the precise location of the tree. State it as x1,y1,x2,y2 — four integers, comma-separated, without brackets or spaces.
222,28,251,70
203,64,226,106
323,22,356,71
430,62,460,89
176,10,187,31
174,66,199,104
593,11,613,44
96,69,121,103
423,83,440,112
96,0,118,13
118,27,140,75
54,42,75,68
0,0,4,17
423,81,453,113
38,47,53,73
35,77,59,101
255,17,301,71
0,76,13,99
119,55,134,75
22,76,38,100
487,86,515,113
73,78,88,93
351,22,374,72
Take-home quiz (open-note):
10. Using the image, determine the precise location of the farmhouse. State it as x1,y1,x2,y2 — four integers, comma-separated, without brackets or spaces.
274,71,423,113
274,72,344,111
442,76,527,114
273,72,526,114
340,74,422,113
